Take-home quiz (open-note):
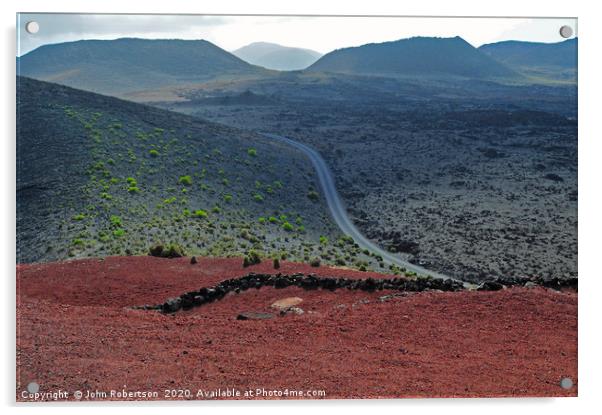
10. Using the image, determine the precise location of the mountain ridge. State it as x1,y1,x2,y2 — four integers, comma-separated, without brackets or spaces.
18,38,269,96
479,38,577,82
307,36,519,80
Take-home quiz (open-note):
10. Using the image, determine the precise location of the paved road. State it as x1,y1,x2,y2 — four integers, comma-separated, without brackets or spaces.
262,133,463,283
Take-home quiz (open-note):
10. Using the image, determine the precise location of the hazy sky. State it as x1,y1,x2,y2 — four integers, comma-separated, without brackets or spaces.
17,13,577,56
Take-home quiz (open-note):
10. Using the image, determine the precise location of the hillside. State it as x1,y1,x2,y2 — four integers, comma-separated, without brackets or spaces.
307,36,519,80
17,38,268,96
17,77,392,270
233,42,322,71
479,38,577,82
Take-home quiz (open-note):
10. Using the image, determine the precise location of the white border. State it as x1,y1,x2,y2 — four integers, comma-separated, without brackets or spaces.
2,0,601,414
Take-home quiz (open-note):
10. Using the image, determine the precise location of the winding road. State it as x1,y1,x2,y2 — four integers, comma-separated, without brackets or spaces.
262,133,462,284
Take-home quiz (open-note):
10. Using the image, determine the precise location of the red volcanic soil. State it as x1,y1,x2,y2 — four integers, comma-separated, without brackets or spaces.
17,256,577,401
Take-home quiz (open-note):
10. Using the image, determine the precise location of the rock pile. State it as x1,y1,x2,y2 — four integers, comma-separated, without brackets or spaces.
152,273,465,314
133,272,577,314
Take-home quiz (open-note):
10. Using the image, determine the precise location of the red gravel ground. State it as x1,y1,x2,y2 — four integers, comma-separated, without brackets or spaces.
16,256,577,401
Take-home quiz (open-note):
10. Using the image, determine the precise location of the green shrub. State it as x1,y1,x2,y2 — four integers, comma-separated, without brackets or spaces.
73,213,86,221
194,209,208,218
223,194,232,203
258,217,266,224
307,190,319,201
247,148,257,157
282,222,294,232
128,186,140,193
268,216,278,223
319,236,328,245
149,149,160,157
110,215,122,227
163,197,177,204
273,258,280,269
148,243,185,258
164,244,185,258
179,175,192,186
243,250,261,267
253,193,264,202
113,228,125,237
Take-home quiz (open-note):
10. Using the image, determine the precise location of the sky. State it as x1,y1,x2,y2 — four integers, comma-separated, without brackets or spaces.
16,13,577,56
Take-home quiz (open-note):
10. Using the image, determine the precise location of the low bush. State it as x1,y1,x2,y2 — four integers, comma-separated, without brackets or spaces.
179,175,192,186
113,228,125,237
148,243,185,258
309,257,321,267
194,209,208,218
307,190,319,201
243,250,261,267
110,215,122,227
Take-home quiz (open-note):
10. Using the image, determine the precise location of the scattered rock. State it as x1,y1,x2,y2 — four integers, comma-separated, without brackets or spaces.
524,281,538,289
271,297,303,311
477,281,505,291
544,173,564,182
162,297,182,313
236,312,274,321
281,307,304,316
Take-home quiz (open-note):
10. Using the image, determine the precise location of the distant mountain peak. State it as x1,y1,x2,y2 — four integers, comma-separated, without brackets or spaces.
233,42,322,71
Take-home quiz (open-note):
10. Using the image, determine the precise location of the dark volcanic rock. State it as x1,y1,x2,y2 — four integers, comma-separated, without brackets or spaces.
236,312,274,321
152,272,572,314
544,173,564,182
162,297,182,313
477,281,505,291
380,231,420,255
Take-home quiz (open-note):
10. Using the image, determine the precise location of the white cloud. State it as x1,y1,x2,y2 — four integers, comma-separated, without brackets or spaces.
17,13,577,56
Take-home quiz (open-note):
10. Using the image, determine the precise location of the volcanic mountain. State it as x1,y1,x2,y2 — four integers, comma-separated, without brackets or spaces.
17,38,268,96
307,36,519,80
479,38,577,82
233,42,322,71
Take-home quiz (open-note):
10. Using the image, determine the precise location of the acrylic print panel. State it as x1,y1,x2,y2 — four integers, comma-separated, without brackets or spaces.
16,13,577,401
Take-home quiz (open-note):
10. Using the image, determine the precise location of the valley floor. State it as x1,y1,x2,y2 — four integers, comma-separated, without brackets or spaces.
17,256,577,400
